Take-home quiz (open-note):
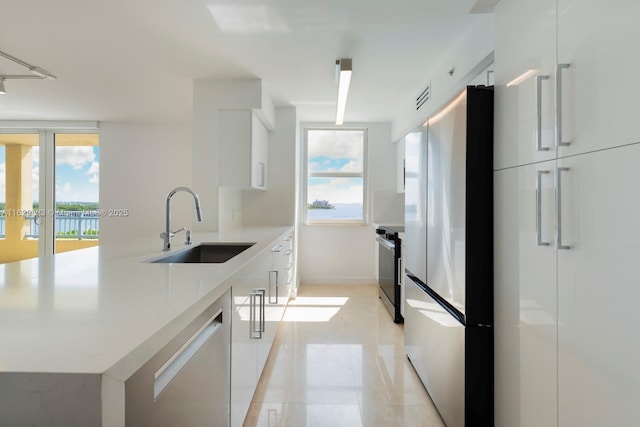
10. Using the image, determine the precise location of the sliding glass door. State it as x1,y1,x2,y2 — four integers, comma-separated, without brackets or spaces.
0,127,99,263
54,134,99,254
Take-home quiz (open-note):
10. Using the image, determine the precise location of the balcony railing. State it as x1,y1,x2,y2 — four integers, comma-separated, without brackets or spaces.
0,211,99,240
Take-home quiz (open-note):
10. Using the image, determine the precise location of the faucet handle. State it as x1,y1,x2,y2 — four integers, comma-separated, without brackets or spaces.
185,229,192,245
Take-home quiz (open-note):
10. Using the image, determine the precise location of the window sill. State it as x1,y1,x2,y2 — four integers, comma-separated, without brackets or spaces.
304,220,368,227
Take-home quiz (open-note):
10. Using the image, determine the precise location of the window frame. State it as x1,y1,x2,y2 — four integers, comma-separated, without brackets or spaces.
303,127,369,226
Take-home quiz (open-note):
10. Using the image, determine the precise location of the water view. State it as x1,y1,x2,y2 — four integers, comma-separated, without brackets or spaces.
307,203,363,221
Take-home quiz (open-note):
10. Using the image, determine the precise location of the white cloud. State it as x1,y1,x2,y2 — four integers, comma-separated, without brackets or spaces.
31,146,40,166
32,166,39,202
308,178,363,204
57,182,72,195
87,161,99,184
307,130,364,160
87,161,99,175
56,146,95,170
339,159,363,172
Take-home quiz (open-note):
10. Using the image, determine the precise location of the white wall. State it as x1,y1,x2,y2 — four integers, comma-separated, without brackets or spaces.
242,107,297,227
99,122,194,246
297,122,401,284
192,79,272,232
391,14,495,141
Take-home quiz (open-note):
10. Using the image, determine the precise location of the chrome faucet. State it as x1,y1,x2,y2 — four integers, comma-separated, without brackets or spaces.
161,187,203,251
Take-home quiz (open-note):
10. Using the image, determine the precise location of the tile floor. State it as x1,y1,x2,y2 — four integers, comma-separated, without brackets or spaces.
243,283,445,427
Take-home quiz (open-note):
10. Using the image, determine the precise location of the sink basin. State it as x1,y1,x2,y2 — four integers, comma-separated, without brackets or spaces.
149,242,255,264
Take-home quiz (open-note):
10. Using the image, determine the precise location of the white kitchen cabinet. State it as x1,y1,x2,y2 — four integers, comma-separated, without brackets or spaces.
556,0,640,158
556,145,640,426
125,290,231,427
230,235,289,427
396,137,405,194
494,0,556,170
495,1,640,426
272,233,295,297
494,161,558,427
219,110,269,190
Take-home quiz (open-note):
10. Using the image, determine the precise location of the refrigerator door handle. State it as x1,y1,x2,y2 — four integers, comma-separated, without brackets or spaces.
536,75,550,151
556,167,571,250
555,63,571,147
536,170,551,246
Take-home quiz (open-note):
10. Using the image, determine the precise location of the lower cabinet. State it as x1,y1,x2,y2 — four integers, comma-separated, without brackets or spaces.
494,144,640,426
230,236,289,427
125,290,231,427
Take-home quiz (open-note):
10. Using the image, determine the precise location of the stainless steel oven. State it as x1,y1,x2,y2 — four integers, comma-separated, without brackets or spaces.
376,226,403,323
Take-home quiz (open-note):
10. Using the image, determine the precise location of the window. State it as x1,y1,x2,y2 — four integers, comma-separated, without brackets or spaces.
54,134,100,254
0,128,99,263
304,129,367,225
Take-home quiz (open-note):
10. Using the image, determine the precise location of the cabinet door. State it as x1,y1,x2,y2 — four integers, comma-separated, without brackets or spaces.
230,277,258,427
557,144,640,426
557,0,640,158
251,112,268,190
219,110,269,190
230,247,279,427
494,161,557,427
126,291,231,427
494,0,556,169
259,246,287,373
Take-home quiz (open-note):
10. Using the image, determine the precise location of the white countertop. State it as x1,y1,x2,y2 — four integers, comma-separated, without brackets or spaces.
0,226,292,381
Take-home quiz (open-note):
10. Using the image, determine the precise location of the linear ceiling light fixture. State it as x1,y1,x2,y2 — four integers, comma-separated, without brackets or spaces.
0,49,57,95
335,58,352,125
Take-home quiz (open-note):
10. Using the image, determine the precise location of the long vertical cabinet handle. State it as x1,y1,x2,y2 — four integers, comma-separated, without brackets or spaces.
397,258,402,286
250,288,266,339
555,63,571,147
536,170,551,246
257,288,265,333
536,75,550,151
249,291,258,339
555,167,571,250
268,270,278,304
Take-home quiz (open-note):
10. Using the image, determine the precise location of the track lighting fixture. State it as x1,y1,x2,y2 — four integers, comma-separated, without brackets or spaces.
0,49,56,95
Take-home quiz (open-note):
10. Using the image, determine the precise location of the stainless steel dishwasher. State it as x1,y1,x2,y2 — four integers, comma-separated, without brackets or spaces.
125,290,231,426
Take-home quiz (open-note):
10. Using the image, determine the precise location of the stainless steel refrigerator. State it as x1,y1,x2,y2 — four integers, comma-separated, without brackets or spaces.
404,86,494,427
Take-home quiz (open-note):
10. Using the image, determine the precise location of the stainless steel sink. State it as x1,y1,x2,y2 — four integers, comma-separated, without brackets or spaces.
149,242,255,264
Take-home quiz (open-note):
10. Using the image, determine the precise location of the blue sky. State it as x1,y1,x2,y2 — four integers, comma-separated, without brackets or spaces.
55,146,100,203
0,145,99,204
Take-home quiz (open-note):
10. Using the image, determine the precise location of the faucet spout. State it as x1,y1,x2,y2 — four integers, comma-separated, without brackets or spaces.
163,187,203,251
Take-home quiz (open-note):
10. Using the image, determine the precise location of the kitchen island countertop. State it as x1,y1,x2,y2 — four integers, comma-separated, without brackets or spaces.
0,226,292,381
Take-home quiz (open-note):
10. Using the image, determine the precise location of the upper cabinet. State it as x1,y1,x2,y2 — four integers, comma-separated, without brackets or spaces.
496,0,640,171
557,0,640,158
494,0,556,169
219,110,269,190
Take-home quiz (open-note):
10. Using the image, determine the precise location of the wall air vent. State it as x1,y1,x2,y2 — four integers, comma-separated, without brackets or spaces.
416,83,431,111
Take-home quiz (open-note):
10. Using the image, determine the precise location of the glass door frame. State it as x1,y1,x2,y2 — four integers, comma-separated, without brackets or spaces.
0,121,99,258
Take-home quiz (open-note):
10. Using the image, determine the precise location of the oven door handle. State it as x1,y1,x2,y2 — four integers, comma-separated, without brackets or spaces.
376,236,396,251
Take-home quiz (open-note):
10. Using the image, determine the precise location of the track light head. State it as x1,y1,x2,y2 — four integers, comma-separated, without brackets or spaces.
29,66,56,79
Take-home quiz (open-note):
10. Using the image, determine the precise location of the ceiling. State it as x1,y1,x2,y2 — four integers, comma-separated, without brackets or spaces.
0,0,494,125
